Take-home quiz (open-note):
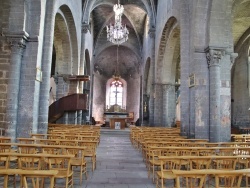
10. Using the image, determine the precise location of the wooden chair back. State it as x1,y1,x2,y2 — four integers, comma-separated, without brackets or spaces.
213,158,237,170
47,156,73,188
65,148,87,184
18,155,44,187
19,146,37,154
215,173,243,188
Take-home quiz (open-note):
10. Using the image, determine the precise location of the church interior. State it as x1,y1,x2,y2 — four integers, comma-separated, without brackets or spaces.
0,0,250,187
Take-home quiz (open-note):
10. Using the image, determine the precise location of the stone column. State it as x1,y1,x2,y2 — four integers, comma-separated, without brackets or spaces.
68,112,77,124
139,75,143,126
148,28,156,126
5,32,28,142
154,83,163,126
38,1,56,133
89,73,94,124
81,23,90,125
77,24,90,125
162,84,176,127
206,49,223,142
180,0,191,136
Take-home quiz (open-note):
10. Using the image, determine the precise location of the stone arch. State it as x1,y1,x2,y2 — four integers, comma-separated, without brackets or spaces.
154,16,180,127
59,5,79,75
49,4,79,102
231,0,250,128
54,5,79,75
231,31,250,127
156,16,179,84
54,12,71,75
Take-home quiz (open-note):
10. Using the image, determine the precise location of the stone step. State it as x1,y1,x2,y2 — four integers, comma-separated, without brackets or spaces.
101,132,129,137
100,128,130,136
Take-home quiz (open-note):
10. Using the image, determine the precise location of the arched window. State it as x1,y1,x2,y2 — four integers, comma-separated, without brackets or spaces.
110,80,123,106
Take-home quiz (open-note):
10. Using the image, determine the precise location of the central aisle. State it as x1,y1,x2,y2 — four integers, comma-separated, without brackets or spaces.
84,129,155,188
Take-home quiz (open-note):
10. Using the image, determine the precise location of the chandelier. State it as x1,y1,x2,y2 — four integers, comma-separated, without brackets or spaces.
106,0,129,45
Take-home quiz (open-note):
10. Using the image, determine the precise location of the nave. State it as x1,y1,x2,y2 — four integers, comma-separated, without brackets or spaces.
84,129,154,188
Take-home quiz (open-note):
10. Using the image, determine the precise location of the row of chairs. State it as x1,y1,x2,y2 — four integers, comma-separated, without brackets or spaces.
131,126,250,188
0,124,101,187
1,154,74,188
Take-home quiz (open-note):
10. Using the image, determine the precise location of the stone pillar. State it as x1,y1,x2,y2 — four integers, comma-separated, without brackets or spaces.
162,84,176,127
139,75,143,126
38,1,56,133
148,28,156,126
5,32,28,141
89,73,94,124
81,23,90,124
68,112,77,124
230,53,238,128
154,83,163,126
206,49,223,142
57,112,68,124
180,0,191,136
77,110,82,124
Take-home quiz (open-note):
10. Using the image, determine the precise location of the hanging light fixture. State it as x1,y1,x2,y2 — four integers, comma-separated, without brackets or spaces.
106,0,129,45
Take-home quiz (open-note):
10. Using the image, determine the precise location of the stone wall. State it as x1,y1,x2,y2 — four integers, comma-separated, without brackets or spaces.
92,74,106,122
0,0,11,130
126,77,140,122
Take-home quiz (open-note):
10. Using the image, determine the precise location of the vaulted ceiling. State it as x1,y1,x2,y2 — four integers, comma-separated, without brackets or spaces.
232,0,250,46
83,0,157,79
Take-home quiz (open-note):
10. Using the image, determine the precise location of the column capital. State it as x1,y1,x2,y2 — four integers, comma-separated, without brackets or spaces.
82,23,90,34
205,48,225,67
5,32,29,54
229,52,238,69
148,28,156,38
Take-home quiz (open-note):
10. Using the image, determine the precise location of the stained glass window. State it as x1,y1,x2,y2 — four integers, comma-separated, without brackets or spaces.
110,80,123,106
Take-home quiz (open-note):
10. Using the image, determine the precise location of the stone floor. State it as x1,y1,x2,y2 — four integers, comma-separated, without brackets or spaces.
83,128,155,188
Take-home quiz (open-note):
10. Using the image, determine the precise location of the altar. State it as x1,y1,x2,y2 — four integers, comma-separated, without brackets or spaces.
109,117,128,129
104,112,128,129
103,104,132,129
